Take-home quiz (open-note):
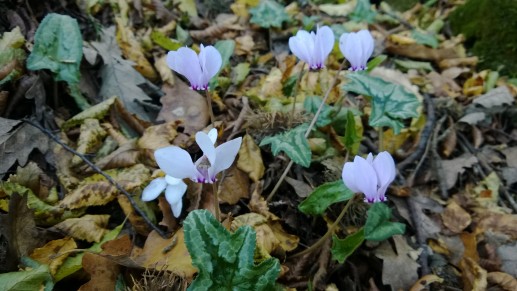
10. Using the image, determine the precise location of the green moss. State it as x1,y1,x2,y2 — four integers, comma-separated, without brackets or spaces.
450,0,517,76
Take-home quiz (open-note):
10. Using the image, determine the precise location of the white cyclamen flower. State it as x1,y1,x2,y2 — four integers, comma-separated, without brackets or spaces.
342,151,396,203
166,44,222,90
288,25,335,70
141,175,187,218
154,128,242,184
339,29,374,71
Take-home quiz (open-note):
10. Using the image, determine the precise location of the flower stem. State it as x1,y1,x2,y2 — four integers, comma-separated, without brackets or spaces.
290,63,307,127
266,60,346,202
213,182,220,221
378,127,384,152
205,90,216,124
289,194,357,259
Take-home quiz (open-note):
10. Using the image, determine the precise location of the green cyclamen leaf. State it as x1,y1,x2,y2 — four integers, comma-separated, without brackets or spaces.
250,0,289,28
350,0,376,23
343,73,420,134
331,228,365,264
411,30,439,48
27,13,83,84
299,181,354,216
260,123,311,167
184,210,280,291
343,111,361,155
364,203,406,241
303,96,334,127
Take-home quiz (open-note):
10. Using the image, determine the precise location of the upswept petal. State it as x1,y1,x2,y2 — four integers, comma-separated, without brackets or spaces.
209,137,243,179
339,33,361,69
207,128,218,144
289,30,313,64
166,47,202,88
352,155,378,202
141,178,167,201
315,26,334,66
342,162,361,193
372,151,396,188
199,45,222,85
165,182,187,205
154,146,198,180
195,131,216,166
366,152,374,164
357,30,374,67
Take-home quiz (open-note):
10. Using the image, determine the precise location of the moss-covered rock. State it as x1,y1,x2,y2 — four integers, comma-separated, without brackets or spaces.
449,0,517,76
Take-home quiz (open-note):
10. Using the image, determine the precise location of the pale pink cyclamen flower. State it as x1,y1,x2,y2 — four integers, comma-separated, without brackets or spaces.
142,175,187,218
166,44,222,90
154,128,242,184
342,152,396,203
288,25,335,70
339,29,374,71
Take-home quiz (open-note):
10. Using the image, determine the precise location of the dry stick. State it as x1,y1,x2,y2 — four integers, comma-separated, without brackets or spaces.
205,90,216,124
23,119,168,238
407,195,430,276
290,63,307,127
289,194,357,259
431,115,449,200
267,60,346,202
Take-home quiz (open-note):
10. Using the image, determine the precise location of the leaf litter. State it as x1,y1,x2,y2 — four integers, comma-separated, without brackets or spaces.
0,0,517,290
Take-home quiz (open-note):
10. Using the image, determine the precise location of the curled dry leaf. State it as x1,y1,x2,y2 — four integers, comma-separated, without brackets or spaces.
30,237,77,276
51,214,110,243
137,121,178,152
409,274,444,291
59,164,150,209
72,118,107,166
459,257,487,291
237,134,265,182
487,272,517,291
441,200,471,233
474,212,517,240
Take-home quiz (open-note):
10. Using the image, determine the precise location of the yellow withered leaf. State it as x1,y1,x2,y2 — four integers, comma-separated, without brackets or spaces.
30,237,77,276
59,164,150,209
237,134,265,182
72,118,107,166
51,214,110,243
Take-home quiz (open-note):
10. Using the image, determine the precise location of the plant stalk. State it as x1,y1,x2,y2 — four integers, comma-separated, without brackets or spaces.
289,194,356,259
213,182,220,221
206,90,216,124
290,63,307,127
267,60,346,202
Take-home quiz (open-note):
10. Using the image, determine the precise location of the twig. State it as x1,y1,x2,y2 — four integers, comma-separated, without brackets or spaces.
398,93,436,171
431,115,449,200
407,195,430,276
289,194,356,259
23,118,168,238
267,60,346,202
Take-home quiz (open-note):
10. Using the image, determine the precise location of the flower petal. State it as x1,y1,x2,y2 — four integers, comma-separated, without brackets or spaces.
209,136,242,180
166,47,202,88
372,151,396,189
165,182,187,206
199,45,222,86
207,128,218,144
357,30,374,68
289,30,313,65
170,199,183,218
342,162,361,193
352,155,378,202
154,146,198,180
195,130,216,166
141,178,167,201
315,26,334,67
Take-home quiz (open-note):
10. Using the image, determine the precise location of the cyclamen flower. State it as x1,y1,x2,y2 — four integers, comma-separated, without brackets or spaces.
154,128,242,184
142,175,187,218
339,30,374,71
166,44,222,90
342,152,396,203
288,26,335,70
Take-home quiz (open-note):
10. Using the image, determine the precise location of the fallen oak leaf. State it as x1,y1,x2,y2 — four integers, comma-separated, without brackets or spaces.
50,214,110,243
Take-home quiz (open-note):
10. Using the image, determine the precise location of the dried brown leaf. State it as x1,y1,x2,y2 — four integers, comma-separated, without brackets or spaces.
237,134,265,182
79,253,120,291
409,274,444,291
157,81,209,135
441,200,471,233
219,166,250,205
460,257,487,291
72,118,107,166
487,272,517,291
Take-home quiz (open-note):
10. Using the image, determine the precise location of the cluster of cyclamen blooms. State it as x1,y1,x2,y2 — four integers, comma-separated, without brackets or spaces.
142,129,242,217
143,27,391,218
289,26,374,71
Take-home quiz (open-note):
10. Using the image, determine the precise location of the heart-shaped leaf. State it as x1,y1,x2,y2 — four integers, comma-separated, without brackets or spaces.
260,123,311,167
250,0,289,28
299,181,354,216
364,203,405,241
331,228,365,263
